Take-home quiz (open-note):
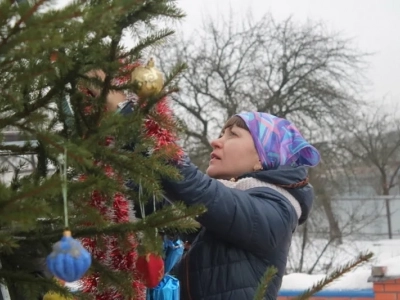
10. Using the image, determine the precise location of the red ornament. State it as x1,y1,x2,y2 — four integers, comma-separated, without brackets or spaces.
136,253,165,288
50,51,58,63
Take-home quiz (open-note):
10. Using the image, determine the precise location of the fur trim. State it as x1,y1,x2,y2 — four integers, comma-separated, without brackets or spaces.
218,177,302,220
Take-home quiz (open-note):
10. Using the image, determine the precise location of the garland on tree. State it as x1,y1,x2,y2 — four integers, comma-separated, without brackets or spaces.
78,62,181,299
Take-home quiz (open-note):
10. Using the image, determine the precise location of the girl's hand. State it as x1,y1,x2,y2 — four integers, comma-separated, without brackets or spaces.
85,69,126,112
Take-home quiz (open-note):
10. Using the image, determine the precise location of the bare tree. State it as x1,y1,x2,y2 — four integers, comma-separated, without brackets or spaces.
155,12,367,170
286,114,399,272
336,107,400,238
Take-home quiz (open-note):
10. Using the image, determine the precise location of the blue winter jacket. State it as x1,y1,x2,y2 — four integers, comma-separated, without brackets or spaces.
161,157,314,300
119,101,314,299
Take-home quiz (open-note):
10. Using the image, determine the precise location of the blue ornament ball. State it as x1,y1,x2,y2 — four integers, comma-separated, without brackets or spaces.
46,230,91,282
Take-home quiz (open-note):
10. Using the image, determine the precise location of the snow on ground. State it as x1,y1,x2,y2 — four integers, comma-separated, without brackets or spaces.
281,268,372,290
282,237,400,290
281,268,373,291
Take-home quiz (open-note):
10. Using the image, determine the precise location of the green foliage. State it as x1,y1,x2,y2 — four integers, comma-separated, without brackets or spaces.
253,265,278,300
0,0,201,298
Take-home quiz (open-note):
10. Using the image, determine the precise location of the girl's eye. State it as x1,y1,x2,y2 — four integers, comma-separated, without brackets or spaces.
229,130,237,136
218,128,237,138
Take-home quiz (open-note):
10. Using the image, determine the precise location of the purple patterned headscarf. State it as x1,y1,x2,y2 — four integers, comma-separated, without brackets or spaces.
237,112,320,170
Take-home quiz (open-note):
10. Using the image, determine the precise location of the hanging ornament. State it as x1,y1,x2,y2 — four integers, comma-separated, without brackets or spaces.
43,293,72,300
50,51,58,63
46,149,92,282
136,253,164,288
46,230,91,282
42,278,73,300
130,58,164,98
135,187,164,289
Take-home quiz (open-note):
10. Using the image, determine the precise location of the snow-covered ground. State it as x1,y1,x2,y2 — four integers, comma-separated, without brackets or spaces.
282,237,400,291
281,268,372,291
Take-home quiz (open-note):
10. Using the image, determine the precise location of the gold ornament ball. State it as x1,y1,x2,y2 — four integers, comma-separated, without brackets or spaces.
43,291,73,300
43,277,73,300
131,58,164,98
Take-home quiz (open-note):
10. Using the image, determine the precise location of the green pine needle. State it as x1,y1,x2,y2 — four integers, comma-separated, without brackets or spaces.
253,266,279,300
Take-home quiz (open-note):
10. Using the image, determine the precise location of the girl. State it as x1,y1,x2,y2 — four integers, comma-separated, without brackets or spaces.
94,70,321,299
158,112,320,300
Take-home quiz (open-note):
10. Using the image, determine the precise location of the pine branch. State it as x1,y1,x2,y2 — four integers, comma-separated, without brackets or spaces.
293,251,373,300
118,0,185,29
0,0,46,49
0,176,60,213
0,75,73,130
0,232,19,254
124,29,176,58
253,266,278,300
0,270,71,298
1,6,85,60
86,259,139,298
164,62,187,89
13,125,92,168
148,0,186,19
23,203,206,242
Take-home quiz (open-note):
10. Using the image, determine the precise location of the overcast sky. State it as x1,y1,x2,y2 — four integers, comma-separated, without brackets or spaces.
176,0,399,109
53,0,399,110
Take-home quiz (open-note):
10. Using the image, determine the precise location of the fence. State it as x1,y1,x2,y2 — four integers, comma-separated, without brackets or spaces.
304,196,400,240
331,196,400,240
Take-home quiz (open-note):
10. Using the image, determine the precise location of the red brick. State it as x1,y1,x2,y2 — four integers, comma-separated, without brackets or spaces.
375,283,386,292
383,280,398,285
375,292,398,300
384,284,400,292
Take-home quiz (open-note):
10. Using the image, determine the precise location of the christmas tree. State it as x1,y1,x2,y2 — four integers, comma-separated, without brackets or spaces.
0,0,202,299
0,1,375,300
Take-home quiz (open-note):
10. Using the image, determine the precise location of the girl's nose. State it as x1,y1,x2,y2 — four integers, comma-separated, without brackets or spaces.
210,137,223,149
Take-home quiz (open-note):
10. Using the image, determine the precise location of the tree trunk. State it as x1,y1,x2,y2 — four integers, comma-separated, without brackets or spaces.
309,169,343,244
320,196,343,244
298,221,308,272
382,175,392,239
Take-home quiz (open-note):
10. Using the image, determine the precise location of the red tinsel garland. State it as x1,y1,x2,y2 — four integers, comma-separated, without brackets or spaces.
78,62,181,299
